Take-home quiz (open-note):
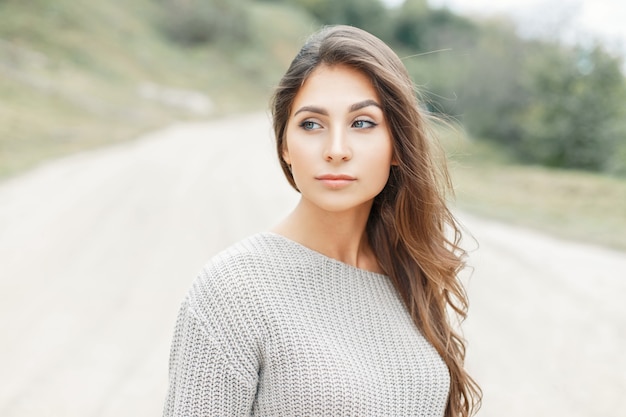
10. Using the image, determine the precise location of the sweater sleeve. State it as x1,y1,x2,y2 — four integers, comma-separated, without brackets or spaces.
163,301,258,416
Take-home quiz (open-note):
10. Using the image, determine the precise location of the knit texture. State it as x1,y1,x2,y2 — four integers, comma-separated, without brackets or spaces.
164,233,450,416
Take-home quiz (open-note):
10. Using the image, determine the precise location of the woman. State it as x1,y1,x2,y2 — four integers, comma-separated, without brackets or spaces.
164,25,481,416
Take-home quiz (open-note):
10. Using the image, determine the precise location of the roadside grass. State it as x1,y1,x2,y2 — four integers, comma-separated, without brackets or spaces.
441,126,626,251
0,0,314,180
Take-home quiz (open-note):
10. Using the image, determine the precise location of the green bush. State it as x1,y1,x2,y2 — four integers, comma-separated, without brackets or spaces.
429,17,626,173
157,0,250,45
607,140,626,176
518,44,626,170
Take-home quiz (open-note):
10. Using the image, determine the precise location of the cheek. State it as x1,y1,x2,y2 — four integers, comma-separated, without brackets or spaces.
370,138,394,168
360,144,393,191
290,153,315,183
377,141,395,183
285,131,318,164
372,161,392,187
284,137,314,182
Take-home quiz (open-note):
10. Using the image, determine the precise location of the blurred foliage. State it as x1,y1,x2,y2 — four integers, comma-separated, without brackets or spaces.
155,0,250,45
450,21,529,146
258,0,626,175
259,0,393,41
394,0,478,52
518,43,626,171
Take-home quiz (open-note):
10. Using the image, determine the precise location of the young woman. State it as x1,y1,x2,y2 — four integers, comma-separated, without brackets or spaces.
164,25,481,417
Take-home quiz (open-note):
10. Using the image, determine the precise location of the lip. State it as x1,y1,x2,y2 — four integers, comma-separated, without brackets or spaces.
316,174,356,189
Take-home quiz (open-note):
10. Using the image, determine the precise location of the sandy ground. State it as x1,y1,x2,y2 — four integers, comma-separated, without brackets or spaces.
0,113,624,416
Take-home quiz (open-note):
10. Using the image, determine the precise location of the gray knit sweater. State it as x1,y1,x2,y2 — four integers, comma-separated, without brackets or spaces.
164,233,450,416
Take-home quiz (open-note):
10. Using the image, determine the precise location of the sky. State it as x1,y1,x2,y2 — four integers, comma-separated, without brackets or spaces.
385,0,626,54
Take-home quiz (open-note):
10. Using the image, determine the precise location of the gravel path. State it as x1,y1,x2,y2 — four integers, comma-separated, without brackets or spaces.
0,113,624,416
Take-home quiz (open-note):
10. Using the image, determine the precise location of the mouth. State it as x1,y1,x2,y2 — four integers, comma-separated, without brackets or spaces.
315,174,356,188
316,174,356,181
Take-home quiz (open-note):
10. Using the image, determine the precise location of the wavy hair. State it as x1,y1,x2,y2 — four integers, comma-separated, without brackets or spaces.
270,25,481,417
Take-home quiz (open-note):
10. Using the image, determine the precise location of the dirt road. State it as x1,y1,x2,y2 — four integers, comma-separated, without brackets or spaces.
1,113,624,416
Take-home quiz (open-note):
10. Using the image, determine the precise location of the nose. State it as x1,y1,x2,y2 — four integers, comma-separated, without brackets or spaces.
323,127,352,162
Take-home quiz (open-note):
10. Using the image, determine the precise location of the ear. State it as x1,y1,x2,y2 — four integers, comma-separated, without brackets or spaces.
282,146,291,166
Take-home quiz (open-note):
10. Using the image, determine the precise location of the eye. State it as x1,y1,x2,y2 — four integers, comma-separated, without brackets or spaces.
300,120,322,130
352,119,377,129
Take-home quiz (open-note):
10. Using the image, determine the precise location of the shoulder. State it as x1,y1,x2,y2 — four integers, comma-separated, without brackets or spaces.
199,232,300,288
169,234,294,388
185,233,303,320
202,233,288,281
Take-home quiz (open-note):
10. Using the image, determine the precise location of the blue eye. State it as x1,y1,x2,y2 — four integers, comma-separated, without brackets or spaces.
300,120,321,130
353,119,377,129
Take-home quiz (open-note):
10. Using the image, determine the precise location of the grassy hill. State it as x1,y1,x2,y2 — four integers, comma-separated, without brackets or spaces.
442,131,626,251
0,0,315,177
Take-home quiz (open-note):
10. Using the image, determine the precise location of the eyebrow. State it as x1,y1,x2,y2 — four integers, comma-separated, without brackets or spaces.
293,99,382,117
350,99,382,112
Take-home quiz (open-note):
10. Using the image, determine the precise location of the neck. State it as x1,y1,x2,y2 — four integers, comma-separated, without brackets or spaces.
272,198,381,273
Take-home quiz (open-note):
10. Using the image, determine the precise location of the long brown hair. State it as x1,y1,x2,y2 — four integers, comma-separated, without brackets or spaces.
271,25,481,417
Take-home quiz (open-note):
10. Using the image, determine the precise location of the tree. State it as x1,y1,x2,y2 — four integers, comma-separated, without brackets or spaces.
293,0,392,41
157,0,250,45
394,3,480,116
392,0,430,50
519,42,626,170
454,19,529,144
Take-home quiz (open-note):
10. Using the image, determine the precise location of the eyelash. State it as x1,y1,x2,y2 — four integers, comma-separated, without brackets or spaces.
299,119,378,130
300,120,320,130
352,119,377,129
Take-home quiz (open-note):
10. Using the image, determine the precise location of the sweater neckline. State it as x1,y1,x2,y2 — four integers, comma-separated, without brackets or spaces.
261,232,389,279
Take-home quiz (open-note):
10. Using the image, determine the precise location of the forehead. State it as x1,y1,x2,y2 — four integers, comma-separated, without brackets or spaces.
293,64,380,107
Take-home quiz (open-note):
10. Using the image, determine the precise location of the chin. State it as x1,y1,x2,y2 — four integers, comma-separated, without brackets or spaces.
305,195,376,215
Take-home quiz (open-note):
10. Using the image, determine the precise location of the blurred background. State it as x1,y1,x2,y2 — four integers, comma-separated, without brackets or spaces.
1,0,625,416
2,0,626,246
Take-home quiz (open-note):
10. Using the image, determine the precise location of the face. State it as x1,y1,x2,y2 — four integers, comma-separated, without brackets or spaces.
283,64,394,214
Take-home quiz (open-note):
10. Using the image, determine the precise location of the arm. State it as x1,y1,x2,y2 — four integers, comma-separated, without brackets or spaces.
163,302,258,416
